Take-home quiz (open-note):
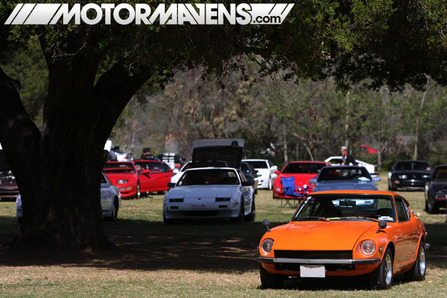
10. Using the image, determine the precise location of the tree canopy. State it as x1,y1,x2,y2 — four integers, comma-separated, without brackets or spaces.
1,0,447,249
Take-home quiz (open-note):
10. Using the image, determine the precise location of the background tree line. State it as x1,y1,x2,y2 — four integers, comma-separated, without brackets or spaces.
6,41,447,172
107,63,447,171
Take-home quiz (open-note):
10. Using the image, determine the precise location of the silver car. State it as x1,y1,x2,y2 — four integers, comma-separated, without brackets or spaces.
16,173,121,222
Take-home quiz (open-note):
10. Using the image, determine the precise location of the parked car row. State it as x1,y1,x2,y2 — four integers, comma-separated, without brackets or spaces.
103,159,173,198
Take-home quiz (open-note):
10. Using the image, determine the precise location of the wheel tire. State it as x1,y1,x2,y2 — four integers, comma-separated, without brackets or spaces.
388,180,396,191
136,182,141,199
163,214,176,225
260,264,284,289
245,197,256,222
425,200,432,214
234,197,245,223
405,241,426,281
368,247,393,289
109,198,119,221
426,199,439,214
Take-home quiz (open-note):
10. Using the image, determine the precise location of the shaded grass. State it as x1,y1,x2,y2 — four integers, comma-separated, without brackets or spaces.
0,174,447,297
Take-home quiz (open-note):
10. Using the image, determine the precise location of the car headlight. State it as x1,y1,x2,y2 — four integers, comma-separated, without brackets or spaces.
260,238,274,255
398,175,407,179
360,240,376,256
117,179,129,184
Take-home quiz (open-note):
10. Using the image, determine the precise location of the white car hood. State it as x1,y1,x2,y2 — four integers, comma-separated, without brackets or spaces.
167,185,239,199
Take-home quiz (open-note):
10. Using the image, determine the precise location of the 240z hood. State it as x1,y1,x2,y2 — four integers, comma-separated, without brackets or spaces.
271,221,377,251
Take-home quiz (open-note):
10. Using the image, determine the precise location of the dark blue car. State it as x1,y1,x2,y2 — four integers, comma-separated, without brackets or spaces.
310,166,381,192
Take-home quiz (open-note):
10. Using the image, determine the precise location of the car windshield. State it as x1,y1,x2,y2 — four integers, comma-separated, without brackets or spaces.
178,169,239,185
104,163,135,173
282,163,326,174
395,161,431,171
292,194,395,222
241,163,251,174
433,168,447,182
135,161,164,172
246,161,268,169
317,167,371,182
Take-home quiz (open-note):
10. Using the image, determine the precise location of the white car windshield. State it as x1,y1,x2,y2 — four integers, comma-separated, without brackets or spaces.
178,169,239,186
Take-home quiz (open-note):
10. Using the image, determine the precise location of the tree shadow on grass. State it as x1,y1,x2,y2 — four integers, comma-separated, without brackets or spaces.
0,217,277,274
2,218,447,277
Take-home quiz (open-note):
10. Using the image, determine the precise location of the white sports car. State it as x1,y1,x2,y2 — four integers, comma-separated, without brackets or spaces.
163,167,255,223
242,159,278,189
325,156,378,177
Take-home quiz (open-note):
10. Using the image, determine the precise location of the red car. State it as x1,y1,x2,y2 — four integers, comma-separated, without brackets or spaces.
273,161,328,199
134,160,173,194
104,161,142,199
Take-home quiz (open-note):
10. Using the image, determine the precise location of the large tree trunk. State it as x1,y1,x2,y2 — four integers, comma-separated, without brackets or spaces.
0,36,151,249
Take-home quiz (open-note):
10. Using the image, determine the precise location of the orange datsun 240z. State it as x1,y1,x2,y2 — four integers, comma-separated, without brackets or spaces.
258,190,427,289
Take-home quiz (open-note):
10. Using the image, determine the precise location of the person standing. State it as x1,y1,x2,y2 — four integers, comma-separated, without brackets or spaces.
141,147,155,160
341,146,357,165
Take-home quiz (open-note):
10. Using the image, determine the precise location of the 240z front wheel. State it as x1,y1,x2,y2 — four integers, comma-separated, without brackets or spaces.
260,264,284,289
368,247,393,289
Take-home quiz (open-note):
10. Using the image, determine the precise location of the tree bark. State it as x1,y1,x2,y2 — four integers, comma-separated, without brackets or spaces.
0,34,152,249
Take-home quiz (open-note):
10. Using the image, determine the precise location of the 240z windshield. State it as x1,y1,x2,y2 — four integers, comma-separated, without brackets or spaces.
292,194,395,222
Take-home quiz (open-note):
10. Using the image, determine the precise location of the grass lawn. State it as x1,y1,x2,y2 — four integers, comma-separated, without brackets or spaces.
1,173,447,297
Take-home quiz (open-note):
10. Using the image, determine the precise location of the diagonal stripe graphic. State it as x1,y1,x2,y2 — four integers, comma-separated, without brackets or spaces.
25,4,61,25
11,3,35,25
4,3,24,25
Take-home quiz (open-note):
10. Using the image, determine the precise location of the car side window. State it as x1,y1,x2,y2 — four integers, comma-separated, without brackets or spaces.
395,197,410,222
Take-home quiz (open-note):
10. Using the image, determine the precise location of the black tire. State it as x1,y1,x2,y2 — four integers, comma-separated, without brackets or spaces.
157,191,166,195
406,241,426,281
135,182,141,199
106,198,119,221
388,180,396,191
112,198,119,220
234,197,245,223
260,264,284,289
368,247,393,289
425,200,431,214
163,214,176,225
426,198,439,214
245,197,256,222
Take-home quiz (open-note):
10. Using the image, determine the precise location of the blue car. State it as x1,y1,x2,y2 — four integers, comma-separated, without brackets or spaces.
309,166,381,192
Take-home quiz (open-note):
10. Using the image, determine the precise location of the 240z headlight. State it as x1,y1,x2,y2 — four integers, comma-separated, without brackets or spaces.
360,239,376,256
260,238,274,255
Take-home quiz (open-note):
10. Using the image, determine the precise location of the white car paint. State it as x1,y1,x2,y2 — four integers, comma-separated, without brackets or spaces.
324,156,378,176
242,159,278,189
163,167,255,223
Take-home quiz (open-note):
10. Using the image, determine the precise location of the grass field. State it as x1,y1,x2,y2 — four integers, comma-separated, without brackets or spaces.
1,174,447,297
